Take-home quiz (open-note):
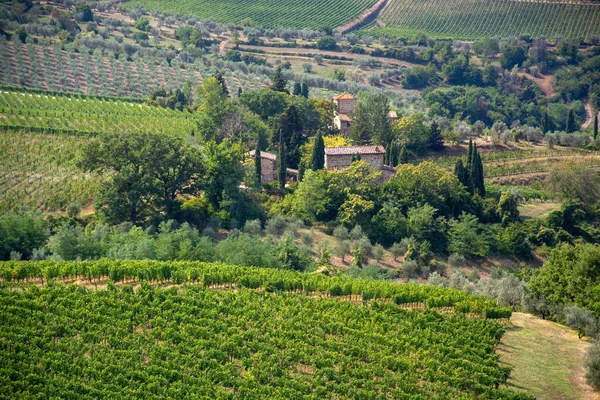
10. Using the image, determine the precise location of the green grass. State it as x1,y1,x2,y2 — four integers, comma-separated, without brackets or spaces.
498,312,595,400
125,0,376,29
518,202,561,221
376,0,600,39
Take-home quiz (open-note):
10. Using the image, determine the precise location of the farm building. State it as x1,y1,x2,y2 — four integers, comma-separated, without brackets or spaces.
324,145,396,182
332,93,399,134
248,150,298,184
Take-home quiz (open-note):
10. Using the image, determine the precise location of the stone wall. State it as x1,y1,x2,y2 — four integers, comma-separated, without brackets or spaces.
336,99,357,115
325,153,384,171
261,158,277,183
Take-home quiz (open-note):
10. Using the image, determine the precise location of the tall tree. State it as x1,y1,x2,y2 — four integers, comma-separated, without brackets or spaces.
310,131,325,171
454,159,468,188
271,65,288,93
254,145,262,187
429,121,444,151
566,109,576,133
594,114,598,141
78,132,204,224
471,150,485,197
273,105,305,169
278,130,287,190
398,145,409,164
292,82,302,96
212,71,229,97
350,92,392,145
541,110,550,134
300,82,309,98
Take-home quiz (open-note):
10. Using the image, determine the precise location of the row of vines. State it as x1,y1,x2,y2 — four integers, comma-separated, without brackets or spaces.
378,0,600,39
0,279,527,399
0,130,99,212
0,260,512,318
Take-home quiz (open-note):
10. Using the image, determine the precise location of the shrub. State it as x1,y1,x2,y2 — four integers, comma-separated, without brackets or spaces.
265,214,287,236
448,253,466,267
333,225,349,241
586,343,600,391
349,225,364,241
243,219,262,235
301,231,314,246
400,259,419,279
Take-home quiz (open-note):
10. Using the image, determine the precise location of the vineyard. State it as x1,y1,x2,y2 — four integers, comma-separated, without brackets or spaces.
375,0,600,39
123,0,377,30
0,90,199,136
0,38,268,99
0,130,100,212
0,261,524,398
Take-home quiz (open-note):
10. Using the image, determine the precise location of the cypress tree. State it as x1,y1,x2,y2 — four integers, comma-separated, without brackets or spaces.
391,142,400,166
454,159,468,188
298,161,305,182
278,130,287,190
471,151,485,197
466,138,474,172
292,82,302,96
398,145,408,164
254,145,262,187
310,131,325,170
300,82,309,98
271,66,288,93
566,109,576,133
237,86,242,98
356,153,361,161
594,114,598,141
429,121,444,151
541,110,550,134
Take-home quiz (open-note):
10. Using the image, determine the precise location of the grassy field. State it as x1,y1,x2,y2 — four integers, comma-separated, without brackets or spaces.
518,202,561,221
498,312,597,400
375,0,600,39
125,0,376,29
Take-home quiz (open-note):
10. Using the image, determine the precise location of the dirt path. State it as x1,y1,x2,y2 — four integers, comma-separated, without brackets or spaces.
518,72,556,98
498,312,598,400
582,100,599,131
219,37,231,55
336,0,389,34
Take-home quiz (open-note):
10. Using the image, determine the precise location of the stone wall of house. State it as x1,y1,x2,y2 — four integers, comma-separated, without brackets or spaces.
325,153,384,171
336,99,357,115
261,158,277,183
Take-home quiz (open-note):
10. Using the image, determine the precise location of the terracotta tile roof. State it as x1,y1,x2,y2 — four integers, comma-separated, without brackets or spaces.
248,150,276,161
333,92,356,101
337,113,352,122
325,145,385,156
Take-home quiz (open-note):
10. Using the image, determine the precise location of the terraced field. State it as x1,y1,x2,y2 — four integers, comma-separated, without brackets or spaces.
0,90,199,136
124,0,377,29
0,39,268,99
0,130,100,212
375,0,600,39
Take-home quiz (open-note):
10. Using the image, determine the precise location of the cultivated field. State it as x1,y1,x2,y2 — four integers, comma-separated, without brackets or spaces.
124,0,377,29
0,131,99,213
375,0,600,39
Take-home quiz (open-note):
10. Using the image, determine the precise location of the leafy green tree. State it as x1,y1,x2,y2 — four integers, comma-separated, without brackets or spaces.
530,243,600,316
393,113,429,152
316,36,337,50
290,170,328,222
350,92,392,145
497,191,520,224
566,109,576,133
300,83,309,98
79,133,204,224
448,213,490,258
240,88,287,120
75,4,93,22
429,121,444,151
454,159,468,189
310,131,325,171
134,16,151,32
370,202,407,246
273,105,305,169
196,76,231,141
271,66,288,93
565,306,597,339
546,162,600,211
292,82,301,96
0,209,48,260
500,45,527,69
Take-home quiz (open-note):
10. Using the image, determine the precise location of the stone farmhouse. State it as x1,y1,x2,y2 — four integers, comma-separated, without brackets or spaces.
325,145,396,182
248,150,298,184
250,145,396,184
333,93,399,134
